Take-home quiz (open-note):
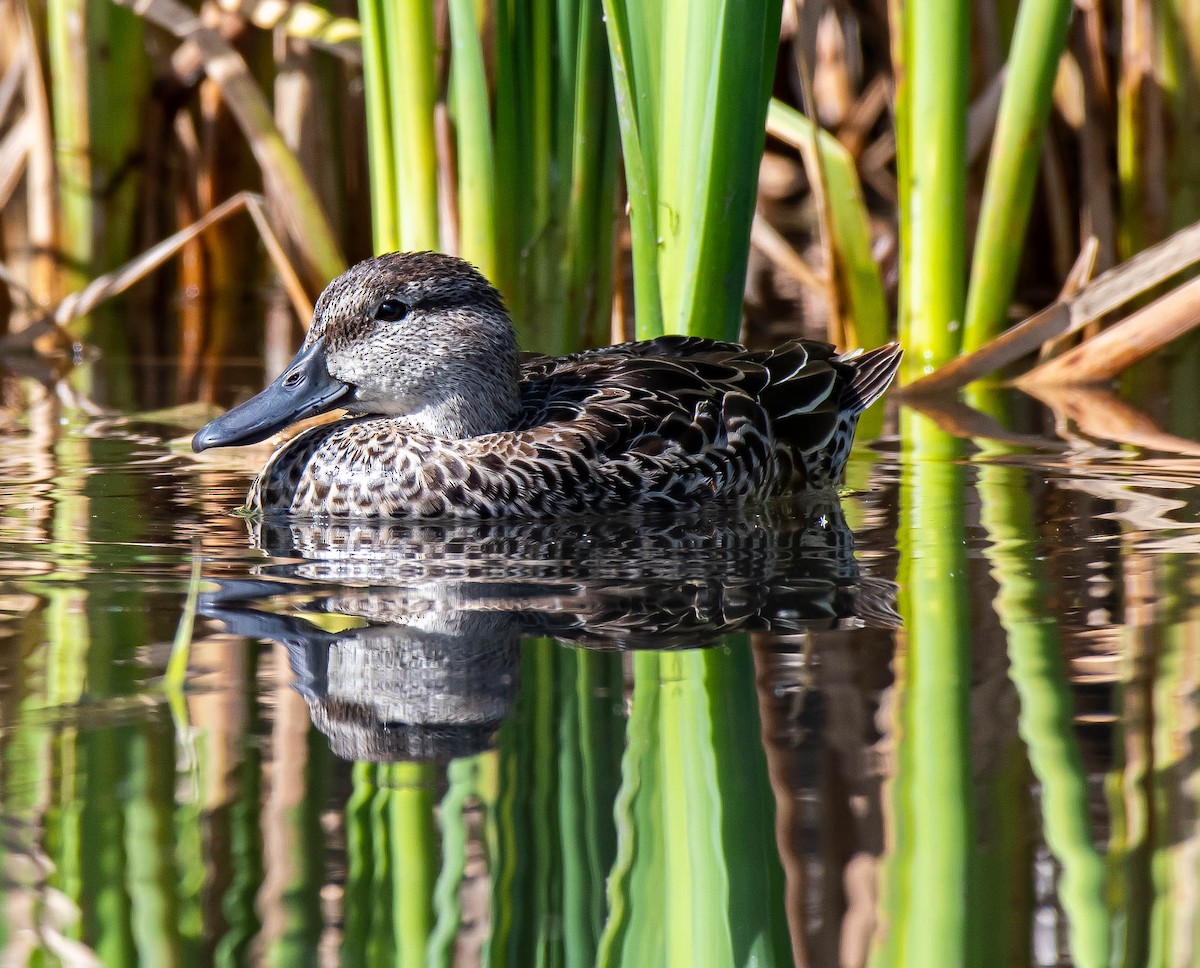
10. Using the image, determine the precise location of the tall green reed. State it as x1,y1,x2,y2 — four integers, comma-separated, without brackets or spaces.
358,1,618,353
602,0,783,341
45,0,148,291
892,0,969,373
44,0,148,397
961,0,1074,353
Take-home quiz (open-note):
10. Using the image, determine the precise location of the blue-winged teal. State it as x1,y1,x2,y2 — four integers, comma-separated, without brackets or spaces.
193,251,902,518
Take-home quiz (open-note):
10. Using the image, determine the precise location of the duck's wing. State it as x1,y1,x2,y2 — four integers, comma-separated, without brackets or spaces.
503,340,860,505
519,335,746,380
518,337,902,456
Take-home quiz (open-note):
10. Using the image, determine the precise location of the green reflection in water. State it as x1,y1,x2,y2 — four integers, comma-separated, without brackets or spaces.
598,642,789,968
13,414,1191,964
873,412,973,968
342,760,438,965
972,386,1110,968
485,640,626,968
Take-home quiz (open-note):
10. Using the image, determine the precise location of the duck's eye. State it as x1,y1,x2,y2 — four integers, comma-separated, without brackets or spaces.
374,298,409,322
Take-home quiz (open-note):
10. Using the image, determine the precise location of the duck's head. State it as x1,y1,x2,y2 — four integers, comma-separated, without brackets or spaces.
192,252,521,451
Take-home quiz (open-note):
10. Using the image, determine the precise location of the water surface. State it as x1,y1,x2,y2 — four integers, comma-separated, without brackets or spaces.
0,376,1195,967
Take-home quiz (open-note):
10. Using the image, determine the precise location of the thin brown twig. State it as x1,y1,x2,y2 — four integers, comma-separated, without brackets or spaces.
750,209,829,296
0,112,32,211
1037,237,1099,359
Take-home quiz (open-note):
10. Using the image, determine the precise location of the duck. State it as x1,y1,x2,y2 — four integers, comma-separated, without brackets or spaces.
192,251,902,519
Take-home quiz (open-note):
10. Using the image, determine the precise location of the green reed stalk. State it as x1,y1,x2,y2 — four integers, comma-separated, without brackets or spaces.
359,0,440,253
358,0,398,251
962,0,1074,353
46,0,137,289
46,0,147,398
973,437,1110,968
491,1,618,352
895,0,969,374
387,2,440,251
448,0,496,281
887,0,911,354
358,2,615,352
600,0,662,339
602,0,783,341
562,5,619,350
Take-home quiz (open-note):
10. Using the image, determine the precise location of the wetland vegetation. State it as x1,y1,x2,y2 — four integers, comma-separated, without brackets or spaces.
2,0,1200,965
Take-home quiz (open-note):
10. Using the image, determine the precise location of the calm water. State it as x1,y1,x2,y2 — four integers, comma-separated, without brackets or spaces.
1,372,1196,967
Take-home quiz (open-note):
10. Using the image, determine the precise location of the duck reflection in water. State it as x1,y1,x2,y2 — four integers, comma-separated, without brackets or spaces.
201,497,896,763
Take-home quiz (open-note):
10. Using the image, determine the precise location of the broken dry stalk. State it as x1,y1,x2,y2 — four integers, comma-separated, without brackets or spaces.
905,217,1200,392
1017,273,1200,386
0,192,312,353
113,0,345,285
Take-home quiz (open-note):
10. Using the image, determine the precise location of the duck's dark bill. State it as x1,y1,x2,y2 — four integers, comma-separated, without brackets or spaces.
192,338,352,452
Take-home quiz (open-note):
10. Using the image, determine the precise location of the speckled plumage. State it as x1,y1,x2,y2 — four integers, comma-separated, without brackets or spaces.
225,252,901,519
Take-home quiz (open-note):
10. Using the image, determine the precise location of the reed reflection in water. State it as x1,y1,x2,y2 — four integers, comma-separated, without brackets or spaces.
0,411,1199,965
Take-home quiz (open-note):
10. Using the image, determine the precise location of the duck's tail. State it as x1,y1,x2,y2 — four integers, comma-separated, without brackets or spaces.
838,342,903,414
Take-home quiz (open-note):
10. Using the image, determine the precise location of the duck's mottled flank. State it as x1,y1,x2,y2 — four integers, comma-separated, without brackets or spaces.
197,251,902,519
